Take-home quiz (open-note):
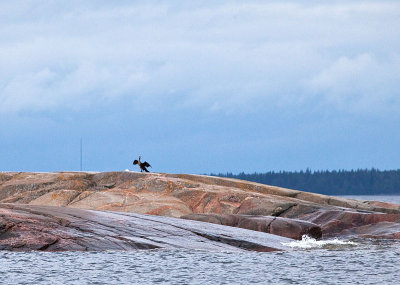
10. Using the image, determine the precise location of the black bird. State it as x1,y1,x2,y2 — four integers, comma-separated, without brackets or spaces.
133,156,151,172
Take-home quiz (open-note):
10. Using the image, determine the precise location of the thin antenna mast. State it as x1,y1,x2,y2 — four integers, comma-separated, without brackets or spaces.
80,138,83,171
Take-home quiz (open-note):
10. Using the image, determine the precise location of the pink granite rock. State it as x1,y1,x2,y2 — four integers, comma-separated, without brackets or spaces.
1,172,400,241
0,203,292,252
181,214,322,240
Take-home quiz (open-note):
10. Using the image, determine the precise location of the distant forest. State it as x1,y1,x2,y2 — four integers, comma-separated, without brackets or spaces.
212,169,400,195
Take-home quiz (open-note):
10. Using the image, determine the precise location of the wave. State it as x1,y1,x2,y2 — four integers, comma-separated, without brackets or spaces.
281,235,357,249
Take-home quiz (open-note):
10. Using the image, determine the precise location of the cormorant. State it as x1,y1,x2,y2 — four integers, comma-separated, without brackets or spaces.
133,156,151,172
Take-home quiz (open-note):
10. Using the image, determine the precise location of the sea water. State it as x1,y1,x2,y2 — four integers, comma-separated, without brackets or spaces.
338,195,400,204
1,195,400,285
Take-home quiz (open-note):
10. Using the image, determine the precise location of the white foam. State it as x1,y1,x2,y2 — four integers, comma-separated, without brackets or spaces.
282,235,357,249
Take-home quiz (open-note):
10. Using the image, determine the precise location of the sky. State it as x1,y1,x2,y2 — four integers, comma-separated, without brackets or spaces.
1,0,399,174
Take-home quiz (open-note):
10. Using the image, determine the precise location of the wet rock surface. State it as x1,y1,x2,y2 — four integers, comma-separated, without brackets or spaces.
0,171,400,246
298,208,400,238
0,203,291,252
181,214,322,240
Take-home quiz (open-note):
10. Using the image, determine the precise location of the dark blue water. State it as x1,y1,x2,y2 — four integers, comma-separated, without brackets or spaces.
1,195,400,284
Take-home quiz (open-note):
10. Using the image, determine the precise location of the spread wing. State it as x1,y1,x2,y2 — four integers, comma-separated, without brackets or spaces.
133,160,138,165
142,161,151,168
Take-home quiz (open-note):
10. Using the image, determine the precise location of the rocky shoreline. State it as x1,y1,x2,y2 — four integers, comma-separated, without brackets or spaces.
0,203,292,252
1,171,400,251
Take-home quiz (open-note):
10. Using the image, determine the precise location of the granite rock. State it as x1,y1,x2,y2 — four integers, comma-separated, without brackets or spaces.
0,203,292,252
1,171,400,241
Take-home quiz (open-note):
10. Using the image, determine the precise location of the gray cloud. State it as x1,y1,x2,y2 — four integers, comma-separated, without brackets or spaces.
308,53,400,113
1,1,399,115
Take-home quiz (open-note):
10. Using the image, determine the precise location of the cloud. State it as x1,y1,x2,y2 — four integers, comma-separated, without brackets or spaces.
308,53,400,113
0,1,399,115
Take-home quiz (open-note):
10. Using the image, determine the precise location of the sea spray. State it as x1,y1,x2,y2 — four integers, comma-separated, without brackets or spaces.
281,235,357,249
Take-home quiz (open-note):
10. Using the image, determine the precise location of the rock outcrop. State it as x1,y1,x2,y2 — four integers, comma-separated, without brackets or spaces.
298,208,400,238
1,171,400,245
0,203,291,252
181,214,322,240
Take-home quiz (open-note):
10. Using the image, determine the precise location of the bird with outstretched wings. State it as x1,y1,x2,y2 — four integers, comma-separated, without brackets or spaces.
133,156,152,172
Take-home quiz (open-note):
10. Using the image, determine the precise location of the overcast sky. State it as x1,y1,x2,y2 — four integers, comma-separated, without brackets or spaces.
1,1,399,173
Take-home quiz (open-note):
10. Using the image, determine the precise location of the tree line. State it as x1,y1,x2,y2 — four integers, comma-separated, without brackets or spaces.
211,169,400,195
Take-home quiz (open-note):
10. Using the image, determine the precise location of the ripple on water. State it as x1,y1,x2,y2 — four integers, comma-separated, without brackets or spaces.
0,240,399,285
